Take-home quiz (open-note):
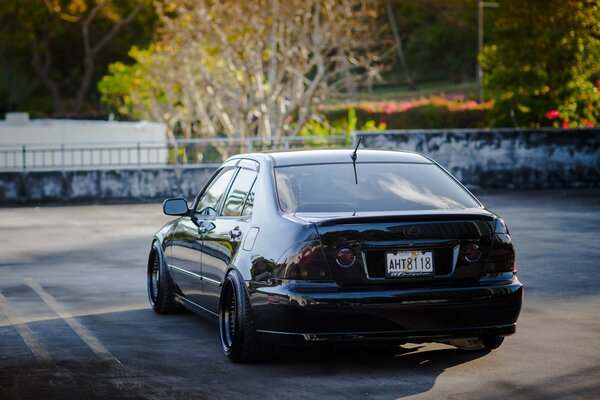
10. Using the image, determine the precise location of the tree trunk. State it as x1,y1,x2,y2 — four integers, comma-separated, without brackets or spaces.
73,0,145,113
31,38,65,113
73,55,95,113
385,0,417,91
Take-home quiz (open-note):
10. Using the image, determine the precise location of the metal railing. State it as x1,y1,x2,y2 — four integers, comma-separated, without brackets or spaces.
0,135,351,171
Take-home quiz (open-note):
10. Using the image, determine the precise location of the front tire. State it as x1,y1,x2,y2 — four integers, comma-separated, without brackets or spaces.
147,242,181,314
219,270,263,363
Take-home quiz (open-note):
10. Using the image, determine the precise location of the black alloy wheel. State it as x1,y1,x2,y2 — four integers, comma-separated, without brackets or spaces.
148,252,160,305
147,243,181,314
219,271,263,363
221,282,237,349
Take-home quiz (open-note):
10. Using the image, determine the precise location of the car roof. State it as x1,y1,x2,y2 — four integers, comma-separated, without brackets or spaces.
233,149,432,167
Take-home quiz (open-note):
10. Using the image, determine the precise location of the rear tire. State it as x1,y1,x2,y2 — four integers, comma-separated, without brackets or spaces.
219,270,263,363
147,243,181,314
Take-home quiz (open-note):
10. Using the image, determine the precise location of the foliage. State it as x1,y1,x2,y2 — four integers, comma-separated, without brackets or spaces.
100,0,391,142
298,109,387,137
479,0,600,128
320,96,490,129
0,0,155,115
386,0,479,84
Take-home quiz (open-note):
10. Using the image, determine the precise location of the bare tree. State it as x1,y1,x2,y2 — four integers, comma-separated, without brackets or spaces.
385,0,417,90
134,0,389,140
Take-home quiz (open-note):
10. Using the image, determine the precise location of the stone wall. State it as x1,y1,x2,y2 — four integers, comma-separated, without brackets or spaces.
1,128,599,205
355,128,600,189
0,166,217,205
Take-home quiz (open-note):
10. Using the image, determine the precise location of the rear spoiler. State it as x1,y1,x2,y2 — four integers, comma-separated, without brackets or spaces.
303,212,496,227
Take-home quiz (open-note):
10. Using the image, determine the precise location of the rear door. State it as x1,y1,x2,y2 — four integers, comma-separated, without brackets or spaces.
201,165,258,313
170,166,237,311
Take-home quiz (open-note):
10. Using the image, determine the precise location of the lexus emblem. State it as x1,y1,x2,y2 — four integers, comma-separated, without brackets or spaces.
404,225,420,238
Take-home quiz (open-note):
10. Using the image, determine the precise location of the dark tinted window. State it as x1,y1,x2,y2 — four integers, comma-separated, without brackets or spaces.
196,168,236,216
222,169,257,217
241,183,255,217
275,163,480,213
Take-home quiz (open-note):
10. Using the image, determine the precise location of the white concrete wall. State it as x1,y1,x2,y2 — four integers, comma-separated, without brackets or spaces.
0,117,168,169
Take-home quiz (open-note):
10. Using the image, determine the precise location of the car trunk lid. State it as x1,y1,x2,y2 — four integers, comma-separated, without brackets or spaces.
294,210,496,286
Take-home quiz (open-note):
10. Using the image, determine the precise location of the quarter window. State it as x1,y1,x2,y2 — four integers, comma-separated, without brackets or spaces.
241,183,255,217
222,168,257,217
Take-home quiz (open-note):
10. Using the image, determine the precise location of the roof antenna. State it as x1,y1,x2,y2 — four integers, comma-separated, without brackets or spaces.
350,136,363,163
351,137,363,184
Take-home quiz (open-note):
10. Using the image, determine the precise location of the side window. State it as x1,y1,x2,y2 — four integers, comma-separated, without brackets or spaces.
241,183,255,217
222,168,257,217
195,168,236,216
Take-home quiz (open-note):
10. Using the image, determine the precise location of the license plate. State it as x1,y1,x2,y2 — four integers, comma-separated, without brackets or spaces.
385,250,434,277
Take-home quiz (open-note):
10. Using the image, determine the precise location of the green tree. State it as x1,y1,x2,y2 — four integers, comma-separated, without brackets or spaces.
0,0,155,115
98,45,185,141
388,0,480,84
480,0,600,127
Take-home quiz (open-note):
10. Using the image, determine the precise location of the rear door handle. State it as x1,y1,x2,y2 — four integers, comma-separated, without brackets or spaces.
229,226,242,240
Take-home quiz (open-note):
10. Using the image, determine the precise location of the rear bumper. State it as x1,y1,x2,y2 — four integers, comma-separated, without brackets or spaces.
250,274,522,344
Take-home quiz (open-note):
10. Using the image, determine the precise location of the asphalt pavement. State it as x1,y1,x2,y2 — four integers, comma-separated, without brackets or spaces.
0,189,599,400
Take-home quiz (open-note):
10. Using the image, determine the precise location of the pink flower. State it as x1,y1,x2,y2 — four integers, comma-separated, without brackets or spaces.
546,110,560,119
561,121,570,128
383,104,395,114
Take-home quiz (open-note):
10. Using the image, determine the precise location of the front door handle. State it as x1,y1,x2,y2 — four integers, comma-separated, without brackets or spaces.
229,226,242,240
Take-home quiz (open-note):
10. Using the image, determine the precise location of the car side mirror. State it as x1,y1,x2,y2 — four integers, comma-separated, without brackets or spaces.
163,198,190,216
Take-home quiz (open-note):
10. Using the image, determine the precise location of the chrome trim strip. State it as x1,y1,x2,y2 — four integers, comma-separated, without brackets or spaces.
168,264,222,286
257,323,517,337
203,276,221,286
168,265,202,280
361,251,371,279
175,294,218,316
451,244,460,274
257,329,301,336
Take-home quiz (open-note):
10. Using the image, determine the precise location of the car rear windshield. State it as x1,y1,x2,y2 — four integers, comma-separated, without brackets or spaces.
275,162,480,213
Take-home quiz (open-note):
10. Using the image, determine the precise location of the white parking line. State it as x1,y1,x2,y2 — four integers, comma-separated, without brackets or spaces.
24,278,121,365
0,292,54,367
0,303,148,328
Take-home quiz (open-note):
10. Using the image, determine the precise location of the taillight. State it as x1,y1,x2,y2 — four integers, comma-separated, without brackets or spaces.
484,219,516,273
464,243,482,263
273,241,333,281
335,248,356,267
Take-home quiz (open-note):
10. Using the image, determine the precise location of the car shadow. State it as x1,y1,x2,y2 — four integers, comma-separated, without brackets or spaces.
0,305,488,400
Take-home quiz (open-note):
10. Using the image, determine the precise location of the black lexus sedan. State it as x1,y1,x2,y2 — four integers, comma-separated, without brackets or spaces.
147,149,522,362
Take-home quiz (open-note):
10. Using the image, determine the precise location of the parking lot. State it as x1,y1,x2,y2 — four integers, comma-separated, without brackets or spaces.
1,189,599,400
